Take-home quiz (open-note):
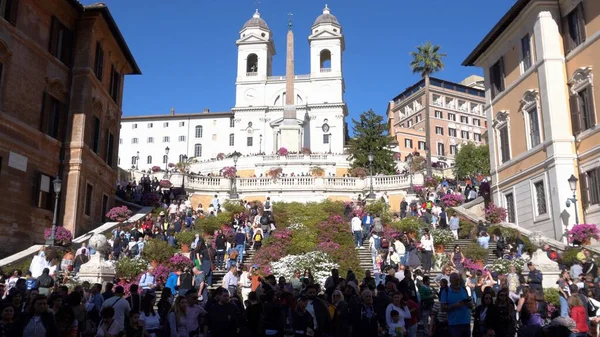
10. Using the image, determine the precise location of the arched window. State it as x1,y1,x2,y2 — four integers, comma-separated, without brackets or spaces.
229,133,235,146
131,156,137,165
194,144,202,157
162,155,168,164
147,155,152,164
320,49,331,70
247,54,258,73
229,117,235,128
195,125,203,138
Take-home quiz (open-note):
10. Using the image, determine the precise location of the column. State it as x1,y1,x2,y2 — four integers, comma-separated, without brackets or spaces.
534,10,577,239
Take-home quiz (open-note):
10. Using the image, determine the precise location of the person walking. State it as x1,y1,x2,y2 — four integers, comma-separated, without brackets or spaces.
351,214,363,249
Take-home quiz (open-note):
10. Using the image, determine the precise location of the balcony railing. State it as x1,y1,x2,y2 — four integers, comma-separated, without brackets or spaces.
169,174,423,194
320,68,332,73
246,72,258,76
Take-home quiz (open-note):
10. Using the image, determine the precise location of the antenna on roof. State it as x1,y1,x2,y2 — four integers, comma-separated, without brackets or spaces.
170,107,175,115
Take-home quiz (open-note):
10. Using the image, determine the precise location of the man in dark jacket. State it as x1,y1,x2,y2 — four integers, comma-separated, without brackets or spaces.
36,268,54,296
306,284,332,336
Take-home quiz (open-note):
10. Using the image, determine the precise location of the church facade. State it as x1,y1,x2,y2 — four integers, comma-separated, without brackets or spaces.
118,6,348,171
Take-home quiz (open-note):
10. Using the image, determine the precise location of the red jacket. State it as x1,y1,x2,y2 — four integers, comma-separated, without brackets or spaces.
570,306,588,333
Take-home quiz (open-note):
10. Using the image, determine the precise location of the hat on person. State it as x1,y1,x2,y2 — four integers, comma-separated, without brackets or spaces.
159,211,165,216
577,252,586,262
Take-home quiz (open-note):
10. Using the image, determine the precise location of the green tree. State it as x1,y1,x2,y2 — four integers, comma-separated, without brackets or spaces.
348,109,396,174
453,143,490,179
410,42,446,178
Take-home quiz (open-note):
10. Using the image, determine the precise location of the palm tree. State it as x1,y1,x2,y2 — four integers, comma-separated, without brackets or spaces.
410,42,446,178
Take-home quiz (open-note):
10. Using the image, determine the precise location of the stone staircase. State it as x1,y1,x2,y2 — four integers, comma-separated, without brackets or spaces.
356,237,498,277
209,245,256,288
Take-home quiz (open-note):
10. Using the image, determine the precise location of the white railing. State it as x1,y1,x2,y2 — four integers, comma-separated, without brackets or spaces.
320,68,332,73
261,154,334,161
181,174,420,194
267,74,311,81
246,72,258,76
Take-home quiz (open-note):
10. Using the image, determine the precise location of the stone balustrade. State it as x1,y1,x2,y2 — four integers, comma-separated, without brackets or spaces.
173,174,423,194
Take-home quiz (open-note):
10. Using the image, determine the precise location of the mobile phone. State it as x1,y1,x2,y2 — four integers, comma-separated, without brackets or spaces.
462,297,472,303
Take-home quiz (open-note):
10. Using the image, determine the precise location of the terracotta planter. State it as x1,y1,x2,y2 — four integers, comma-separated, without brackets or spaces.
408,232,416,240
474,259,484,268
181,243,190,253
435,244,445,254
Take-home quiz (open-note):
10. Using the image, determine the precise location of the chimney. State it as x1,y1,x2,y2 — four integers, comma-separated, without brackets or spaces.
203,108,210,113
170,107,175,115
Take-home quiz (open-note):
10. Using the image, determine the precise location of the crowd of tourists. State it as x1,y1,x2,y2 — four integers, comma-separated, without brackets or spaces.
2,173,600,337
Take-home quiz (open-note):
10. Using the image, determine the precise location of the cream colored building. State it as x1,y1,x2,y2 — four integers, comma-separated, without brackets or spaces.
386,76,486,164
463,0,600,240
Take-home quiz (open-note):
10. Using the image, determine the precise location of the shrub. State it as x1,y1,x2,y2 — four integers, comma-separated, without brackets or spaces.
487,225,535,252
268,167,283,179
309,166,325,177
412,185,425,195
151,166,161,172
424,176,440,188
560,248,581,267
390,216,426,234
440,194,464,207
365,200,392,224
458,220,475,239
44,227,73,244
270,251,338,286
195,212,231,236
217,153,225,160
277,147,289,156
489,257,527,274
567,224,600,243
115,257,148,280
222,200,245,215
463,243,488,261
142,239,175,263
175,231,197,248
485,203,507,224
168,163,175,168
142,192,161,207
544,288,560,307
349,167,367,178
105,206,132,222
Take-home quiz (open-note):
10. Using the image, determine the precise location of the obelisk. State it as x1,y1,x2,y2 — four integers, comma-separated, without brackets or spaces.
279,14,302,152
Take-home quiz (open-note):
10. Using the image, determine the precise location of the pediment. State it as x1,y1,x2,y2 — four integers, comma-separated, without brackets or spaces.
237,34,269,44
270,117,305,127
309,30,341,39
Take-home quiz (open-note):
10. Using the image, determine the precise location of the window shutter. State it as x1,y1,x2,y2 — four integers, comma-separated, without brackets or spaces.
580,172,590,210
499,57,505,91
569,94,582,135
58,101,68,142
61,28,74,66
39,92,51,134
562,15,573,53
584,88,596,126
94,42,104,80
6,0,19,26
577,3,586,43
48,16,59,56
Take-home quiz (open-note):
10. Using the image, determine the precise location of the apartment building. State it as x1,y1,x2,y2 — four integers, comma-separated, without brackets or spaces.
0,0,140,255
463,0,599,240
387,76,486,164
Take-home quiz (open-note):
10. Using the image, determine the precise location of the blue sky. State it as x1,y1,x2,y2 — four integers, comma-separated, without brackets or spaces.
81,0,513,122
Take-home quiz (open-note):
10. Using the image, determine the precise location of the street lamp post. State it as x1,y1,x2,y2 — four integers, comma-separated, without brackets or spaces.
259,134,263,154
164,146,170,179
566,174,580,225
181,155,188,189
328,133,332,154
45,175,63,246
136,151,139,170
407,155,414,193
230,153,240,199
367,151,376,199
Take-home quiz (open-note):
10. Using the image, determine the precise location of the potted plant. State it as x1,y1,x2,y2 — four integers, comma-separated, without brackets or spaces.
278,147,289,156
349,167,367,178
175,231,197,253
168,254,194,271
268,167,283,180
440,194,465,207
105,206,133,222
221,166,236,179
485,203,507,224
142,239,176,267
115,256,148,282
159,179,172,188
217,153,225,160
463,243,488,266
309,166,325,177
151,165,162,173
431,229,454,253
567,224,600,245
44,227,73,246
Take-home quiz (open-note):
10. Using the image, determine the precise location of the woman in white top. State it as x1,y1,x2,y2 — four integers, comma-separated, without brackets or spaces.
385,292,411,333
139,294,160,337
420,229,435,273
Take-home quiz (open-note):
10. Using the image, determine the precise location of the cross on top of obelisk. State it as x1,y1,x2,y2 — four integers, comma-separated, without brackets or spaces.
288,12,293,30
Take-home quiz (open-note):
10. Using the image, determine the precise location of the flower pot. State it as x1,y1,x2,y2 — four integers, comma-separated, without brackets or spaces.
181,243,191,253
435,244,445,254
474,259,484,268
581,238,591,246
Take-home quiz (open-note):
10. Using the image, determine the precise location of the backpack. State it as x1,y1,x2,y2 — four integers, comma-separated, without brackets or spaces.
260,215,268,226
496,236,506,250
380,238,390,249
373,218,383,233
265,201,271,210
229,249,239,260
251,208,258,216
254,232,263,242
588,298,598,317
